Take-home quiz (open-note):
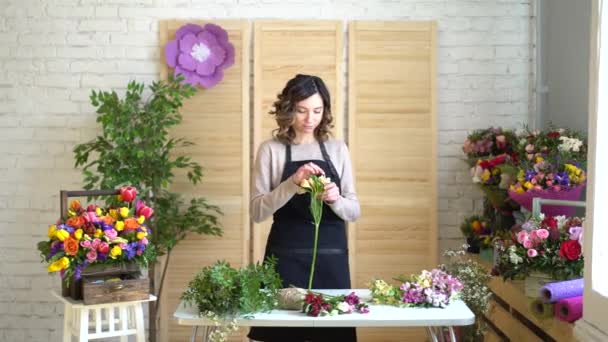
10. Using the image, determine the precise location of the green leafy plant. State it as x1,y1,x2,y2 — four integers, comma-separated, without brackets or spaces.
72,75,222,341
181,258,283,342
442,247,493,342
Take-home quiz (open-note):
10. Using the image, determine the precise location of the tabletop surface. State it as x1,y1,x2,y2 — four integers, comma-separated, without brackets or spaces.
173,289,475,328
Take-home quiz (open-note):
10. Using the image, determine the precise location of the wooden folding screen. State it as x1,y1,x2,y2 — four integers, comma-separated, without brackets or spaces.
349,21,438,341
159,20,250,342
252,20,345,264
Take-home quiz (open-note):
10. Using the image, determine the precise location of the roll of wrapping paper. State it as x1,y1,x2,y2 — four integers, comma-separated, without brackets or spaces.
554,296,583,322
530,298,554,319
539,278,584,303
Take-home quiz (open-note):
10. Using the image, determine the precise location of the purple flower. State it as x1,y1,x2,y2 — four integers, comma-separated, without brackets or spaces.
555,172,570,186
524,169,537,181
165,23,235,88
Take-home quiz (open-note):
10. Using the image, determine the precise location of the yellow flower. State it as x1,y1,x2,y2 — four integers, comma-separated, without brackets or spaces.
94,229,103,238
524,181,533,189
137,215,145,224
517,169,525,182
535,156,544,163
137,232,147,240
318,176,331,185
55,229,70,242
140,226,147,233
74,229,83,240
491,168,500,175
109,209,118,219
47,225,57,239
110,246,122,259
119,207,130,218
515,187,525,194
481,170,491,182
115,221,125,231
47,257,70,273
300,179,311,189
95,207,102,216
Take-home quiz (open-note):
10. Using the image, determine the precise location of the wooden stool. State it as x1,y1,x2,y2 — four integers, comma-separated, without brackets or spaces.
53,291,156,342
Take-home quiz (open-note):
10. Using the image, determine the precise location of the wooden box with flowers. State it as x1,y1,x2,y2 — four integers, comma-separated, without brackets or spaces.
38,187,156,305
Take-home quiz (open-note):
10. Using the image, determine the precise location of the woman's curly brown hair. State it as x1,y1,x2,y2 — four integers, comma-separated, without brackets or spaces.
270,74,333,144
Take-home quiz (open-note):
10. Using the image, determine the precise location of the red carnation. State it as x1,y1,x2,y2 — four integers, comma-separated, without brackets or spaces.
547,131,561,138
559,240,582,260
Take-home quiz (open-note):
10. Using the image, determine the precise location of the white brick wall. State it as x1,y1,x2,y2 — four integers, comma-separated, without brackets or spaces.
0,0,532,340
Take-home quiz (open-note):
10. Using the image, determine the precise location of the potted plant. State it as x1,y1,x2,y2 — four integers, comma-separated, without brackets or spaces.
72,76,222,341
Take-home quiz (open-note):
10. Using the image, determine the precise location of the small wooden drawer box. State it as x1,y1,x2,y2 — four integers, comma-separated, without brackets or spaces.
83,275,150,305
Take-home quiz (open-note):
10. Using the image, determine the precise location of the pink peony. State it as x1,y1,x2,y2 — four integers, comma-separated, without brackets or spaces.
527,249,538,258
536,228,549,240
523,239,533,249
517,231,529,244
104,229,118,240
86,249,98,262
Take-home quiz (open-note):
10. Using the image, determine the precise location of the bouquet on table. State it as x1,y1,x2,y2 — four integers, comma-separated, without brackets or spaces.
369,269,463,308
508,128,587,215
497,214,584,281
460,215,492,253
37,186,156,284
302,291,369,317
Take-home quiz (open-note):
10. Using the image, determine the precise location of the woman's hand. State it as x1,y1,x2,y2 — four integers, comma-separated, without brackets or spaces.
291,162,325,186
323,182,340,203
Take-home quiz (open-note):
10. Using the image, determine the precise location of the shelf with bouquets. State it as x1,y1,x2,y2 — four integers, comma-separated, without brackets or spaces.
507,127,587,217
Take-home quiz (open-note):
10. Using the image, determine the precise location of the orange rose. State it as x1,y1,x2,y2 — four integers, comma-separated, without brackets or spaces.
101,216,116,225
64,237,79,256
66,216,85,229
124,218,140,230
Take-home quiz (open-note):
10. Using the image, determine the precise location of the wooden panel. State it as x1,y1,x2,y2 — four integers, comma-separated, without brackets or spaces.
159,20,250,342
487,299,543,342
349,21,437,342
252,20,344,265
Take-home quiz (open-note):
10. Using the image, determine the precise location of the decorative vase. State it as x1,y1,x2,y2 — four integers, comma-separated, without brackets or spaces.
524,271,554,298
480,247,494,264
466,237,480,254
508,185,585,217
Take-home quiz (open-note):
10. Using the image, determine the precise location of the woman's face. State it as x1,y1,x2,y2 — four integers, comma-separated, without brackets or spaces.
292,93,324,136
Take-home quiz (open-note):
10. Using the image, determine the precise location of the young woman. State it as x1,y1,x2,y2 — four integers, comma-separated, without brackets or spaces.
248,74,360,342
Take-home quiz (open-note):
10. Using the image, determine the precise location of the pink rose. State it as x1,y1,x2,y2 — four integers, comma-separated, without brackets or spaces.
537,228,549,240
527,153,534,160
517,231,528,244
119,186,138,202
91,238,101,250
525,144,535,153
85,211,98,223
80,240,91,248
86,249,98,262
496,135,506,149
86,204,97,212
569,226,583,241
104,229,118,240
141,237,149,245
523,239,533,249
136,200,154,219
98,242,109,254
527,249,538,258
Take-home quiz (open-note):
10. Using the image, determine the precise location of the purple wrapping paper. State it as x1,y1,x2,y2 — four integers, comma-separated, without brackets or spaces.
539,278,584,303
554,296,583,322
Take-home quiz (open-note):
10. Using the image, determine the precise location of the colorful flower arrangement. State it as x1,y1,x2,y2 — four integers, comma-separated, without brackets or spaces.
302,291,369,317
37,187,156,283
460,215,492,251
462,127,518,166
369,269,463,308
497,214,584,281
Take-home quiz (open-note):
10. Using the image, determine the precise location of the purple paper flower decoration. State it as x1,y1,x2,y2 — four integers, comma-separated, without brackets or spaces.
165,23,235,88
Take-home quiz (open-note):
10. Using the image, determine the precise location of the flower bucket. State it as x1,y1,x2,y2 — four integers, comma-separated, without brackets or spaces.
508,185,585,217
524,271,554,298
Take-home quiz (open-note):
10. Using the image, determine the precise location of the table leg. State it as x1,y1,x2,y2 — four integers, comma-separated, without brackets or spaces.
134,303,146,342
447,326,456,342
78,309,89,342
63,304,72,342
426,327,439,342
191,326,198,342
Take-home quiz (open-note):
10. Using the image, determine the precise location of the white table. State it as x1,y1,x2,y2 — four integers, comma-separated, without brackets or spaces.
52,291,156,342
174,289,475,342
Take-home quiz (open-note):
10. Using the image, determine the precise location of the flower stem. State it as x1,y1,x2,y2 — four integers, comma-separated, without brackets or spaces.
308,198,323,290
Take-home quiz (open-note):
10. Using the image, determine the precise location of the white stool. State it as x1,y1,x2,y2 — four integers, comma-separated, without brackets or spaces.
52,291,157,342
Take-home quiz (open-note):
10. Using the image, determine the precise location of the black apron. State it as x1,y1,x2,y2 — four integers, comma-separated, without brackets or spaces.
248,141,357,342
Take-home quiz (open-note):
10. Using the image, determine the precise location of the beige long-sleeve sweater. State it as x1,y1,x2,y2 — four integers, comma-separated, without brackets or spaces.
251,138,360,223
